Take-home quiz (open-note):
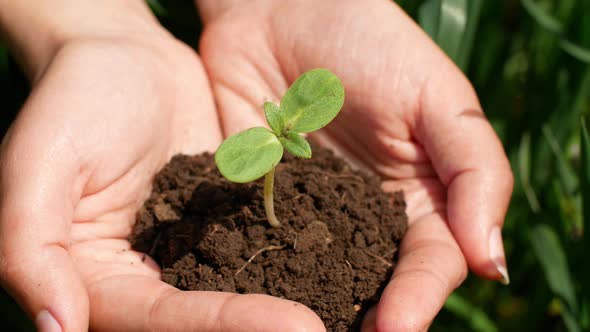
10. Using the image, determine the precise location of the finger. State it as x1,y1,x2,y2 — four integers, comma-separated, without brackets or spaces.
415,58,513,283
88,275,326,332
0,104,88,330
167,45,224,154
381,178,445,223
200,20,288,136
213,83,269,135
375,213,467,332
361,307,377,332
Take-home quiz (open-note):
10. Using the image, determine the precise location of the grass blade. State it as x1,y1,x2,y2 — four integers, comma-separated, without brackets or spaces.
572,67,590,117
518,132,540,212
436,0,468,62
542,125,578,195
551,181,583,239
455,0,484,70
521,0,590,64
529,224,578,315
560,40,590,64
443,293,498,332
418,0,441,39
582,117,590,235
521,0,563,34
580,117,590,308
418,0,480,72
563,305,582,332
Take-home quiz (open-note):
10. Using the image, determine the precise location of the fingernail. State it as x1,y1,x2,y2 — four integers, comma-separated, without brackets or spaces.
488,226,510,285
36,310,62,332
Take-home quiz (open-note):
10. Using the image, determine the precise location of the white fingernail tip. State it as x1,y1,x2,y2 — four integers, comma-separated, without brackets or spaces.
489,226,510,285
36,310,62,332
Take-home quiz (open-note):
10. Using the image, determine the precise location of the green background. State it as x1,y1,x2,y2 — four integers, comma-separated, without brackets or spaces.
1,0,589,331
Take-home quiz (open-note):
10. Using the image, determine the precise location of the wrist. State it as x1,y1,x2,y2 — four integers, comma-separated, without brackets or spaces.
0,0,163,80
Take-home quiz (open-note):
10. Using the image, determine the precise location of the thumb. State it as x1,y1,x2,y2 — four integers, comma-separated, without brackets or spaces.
416,59,514,284
0,103,89,331
88,275,326,332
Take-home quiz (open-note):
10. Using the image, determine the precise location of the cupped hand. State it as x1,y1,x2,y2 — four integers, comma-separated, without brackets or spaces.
0,15,322,332
198,0,514,330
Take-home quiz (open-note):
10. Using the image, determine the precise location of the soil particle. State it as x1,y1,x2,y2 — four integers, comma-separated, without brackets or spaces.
131,146,408,331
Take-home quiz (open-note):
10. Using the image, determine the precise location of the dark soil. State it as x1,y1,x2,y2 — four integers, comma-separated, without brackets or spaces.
130,146,408,331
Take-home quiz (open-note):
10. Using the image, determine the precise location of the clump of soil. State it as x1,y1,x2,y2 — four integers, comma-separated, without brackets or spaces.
130,146,408,331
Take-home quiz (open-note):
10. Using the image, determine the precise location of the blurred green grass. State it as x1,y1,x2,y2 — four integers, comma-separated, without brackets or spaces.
1,1,589,331
399,0,590,331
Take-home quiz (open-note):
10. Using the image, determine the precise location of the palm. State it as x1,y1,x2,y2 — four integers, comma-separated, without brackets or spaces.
4,36,330,331
1,38,224,330
200,0,511,330
64,40,225,330
202,0,445,211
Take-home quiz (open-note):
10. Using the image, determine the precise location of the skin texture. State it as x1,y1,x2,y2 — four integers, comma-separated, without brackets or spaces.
0,0,513,331
0,2,325,332
197,0,514,331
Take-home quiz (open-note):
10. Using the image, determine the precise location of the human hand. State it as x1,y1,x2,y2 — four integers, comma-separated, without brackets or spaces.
0,1,323,331
197,0,513,331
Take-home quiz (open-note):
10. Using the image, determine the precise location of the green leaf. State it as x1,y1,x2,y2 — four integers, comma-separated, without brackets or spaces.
542,125,578,194
521,0,590,64
264,102,284,135
444,293,499,332
455,0,484,70
560,39,590,64
521,0,563,34
529,224,578,314
418,0,480,71
562,304,583,332
280,68,344,133
436,0,468,62
518,132,540,212
418,0,441,39
279,132,312,159
551,180,583,239
215,127,283,183
581,117,590,236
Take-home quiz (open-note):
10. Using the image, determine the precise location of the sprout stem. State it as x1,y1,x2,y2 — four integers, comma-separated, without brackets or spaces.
264,167,281,228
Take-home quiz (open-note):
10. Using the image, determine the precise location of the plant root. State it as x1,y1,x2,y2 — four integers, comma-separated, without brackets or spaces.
364,250,393,268
235,244,287,276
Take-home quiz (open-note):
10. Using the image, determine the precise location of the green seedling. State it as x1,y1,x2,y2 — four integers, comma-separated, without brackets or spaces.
215,69,345,227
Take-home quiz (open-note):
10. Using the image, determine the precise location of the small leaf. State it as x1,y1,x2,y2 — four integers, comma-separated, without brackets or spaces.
215,127,283,183
280,68,344,133
279,132,312,158
264,102,284,135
